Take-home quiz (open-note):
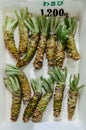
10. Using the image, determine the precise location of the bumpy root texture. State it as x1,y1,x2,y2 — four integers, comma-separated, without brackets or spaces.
46,35,56,66
66,36,80,60
18,22,28,55
32,92,52,122
16,33,39,68
55,41,65,67
11,91,22,121
33,36,46,69
19,73,31,104
23,94,41,122
4,31,20,61
54,84,65,117
68,90,78,120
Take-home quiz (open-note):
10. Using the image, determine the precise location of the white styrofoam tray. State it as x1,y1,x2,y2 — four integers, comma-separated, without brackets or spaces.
0,0,86,130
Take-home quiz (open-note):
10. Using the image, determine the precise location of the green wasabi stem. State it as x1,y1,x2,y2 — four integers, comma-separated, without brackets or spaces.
65,17,80,60
32,77,54,122
4,75,22,121
23,78,42,122
68,74,84,120
49,66,68,83
33,16,50,69
55,19,69,67
16,15,40,68
3,16,18,33
15,8,29,55
46,17,61,66
49,66,68,118
5,64,31,104
3,16,21,61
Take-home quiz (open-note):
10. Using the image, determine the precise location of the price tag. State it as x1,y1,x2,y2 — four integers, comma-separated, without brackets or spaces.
40,0,68,17
41,9,68,17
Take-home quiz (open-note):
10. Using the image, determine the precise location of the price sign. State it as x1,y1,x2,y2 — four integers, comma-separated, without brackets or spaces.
41,9,68,17
40,1,68,17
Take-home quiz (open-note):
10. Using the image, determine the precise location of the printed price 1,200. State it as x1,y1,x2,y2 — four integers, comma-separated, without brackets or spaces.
41,9,68,17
